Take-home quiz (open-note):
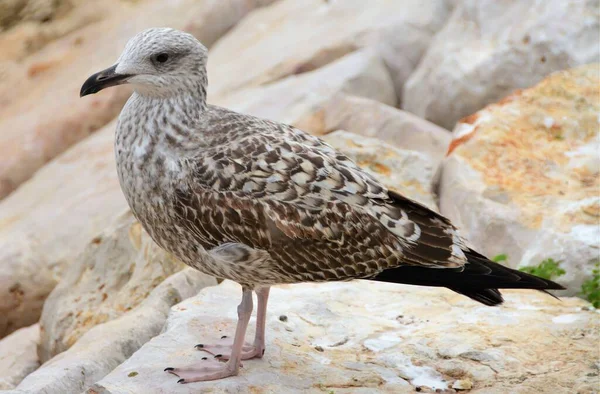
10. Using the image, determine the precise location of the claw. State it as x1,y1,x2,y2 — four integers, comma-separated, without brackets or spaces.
177,378,185,384
202,357,208,360
214,354,222,358
195,344,204,349
164,367,174,372
221,335,228,339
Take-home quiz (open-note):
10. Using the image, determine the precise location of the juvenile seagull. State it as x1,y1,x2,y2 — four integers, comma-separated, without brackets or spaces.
81,28,564,383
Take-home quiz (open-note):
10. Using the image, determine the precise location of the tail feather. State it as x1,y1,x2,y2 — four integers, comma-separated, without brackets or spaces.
370,249,565,306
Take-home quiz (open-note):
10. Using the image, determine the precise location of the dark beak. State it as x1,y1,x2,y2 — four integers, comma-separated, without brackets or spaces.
80,64,131,97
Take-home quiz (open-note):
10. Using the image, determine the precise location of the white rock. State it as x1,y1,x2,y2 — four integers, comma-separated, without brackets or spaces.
439,65,600,294
207,0,452,100
403,0,600,129
0,324,39,390
38,211,216,362
12,268,214,394
311,95,451,167
214,49,397,128
89,281,598,393
322,130,438,210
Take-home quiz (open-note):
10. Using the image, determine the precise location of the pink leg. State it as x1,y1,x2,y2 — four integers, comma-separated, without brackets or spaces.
252,287,270,358
164,289,253,383
196,287,271,360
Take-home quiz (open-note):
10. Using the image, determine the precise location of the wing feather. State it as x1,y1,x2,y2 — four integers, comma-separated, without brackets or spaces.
176,111,466,282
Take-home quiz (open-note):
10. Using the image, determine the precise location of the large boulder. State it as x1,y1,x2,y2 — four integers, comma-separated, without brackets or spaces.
323,130,438,210
207,0,452,101
38,211,216,362
0,0,276,199
439,64,600,295
0,324,39,389
89,281,598,394
403,0,600,129
12,268,213,394
215,50,397,128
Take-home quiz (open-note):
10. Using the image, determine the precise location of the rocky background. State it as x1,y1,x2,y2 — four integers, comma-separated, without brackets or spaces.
0,0,598,393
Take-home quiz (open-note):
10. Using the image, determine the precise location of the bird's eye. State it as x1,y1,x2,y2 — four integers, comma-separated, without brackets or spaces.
155,53,169,63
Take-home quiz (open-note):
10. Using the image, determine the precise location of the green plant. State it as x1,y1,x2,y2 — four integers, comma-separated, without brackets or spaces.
519,258,566,280
581,261,600,308
492,254,508,263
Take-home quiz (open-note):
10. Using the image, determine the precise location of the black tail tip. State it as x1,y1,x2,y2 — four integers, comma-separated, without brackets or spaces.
449,287,504,306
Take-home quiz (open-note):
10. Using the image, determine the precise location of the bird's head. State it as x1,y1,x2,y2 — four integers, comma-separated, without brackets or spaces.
80,28,208,98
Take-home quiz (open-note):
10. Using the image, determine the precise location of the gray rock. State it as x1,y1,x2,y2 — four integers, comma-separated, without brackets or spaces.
403,0,600,129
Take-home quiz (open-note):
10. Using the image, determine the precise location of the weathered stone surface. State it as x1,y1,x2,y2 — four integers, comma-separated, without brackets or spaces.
38,211,217,362
0,0,72,31
311,95,451,167
403,0,600,129
439,65,600,295
0,324,39,390
0,1,106,63
12,268,214,394
0,0,275,199
90,281,598,394
323,131,438,210
0,121,125,338
215,50,397,129
207,0,452,101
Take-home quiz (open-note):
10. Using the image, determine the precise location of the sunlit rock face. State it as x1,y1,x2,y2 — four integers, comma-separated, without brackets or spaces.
439,64,600,294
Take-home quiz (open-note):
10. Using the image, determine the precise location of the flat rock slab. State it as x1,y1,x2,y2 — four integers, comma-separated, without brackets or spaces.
90,281,598,394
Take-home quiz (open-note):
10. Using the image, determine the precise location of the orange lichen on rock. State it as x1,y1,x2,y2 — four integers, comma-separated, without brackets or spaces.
446,127,477,156
449,64,600,228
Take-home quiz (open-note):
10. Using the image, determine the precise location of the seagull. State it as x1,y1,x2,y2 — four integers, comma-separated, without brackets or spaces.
80,28,564,383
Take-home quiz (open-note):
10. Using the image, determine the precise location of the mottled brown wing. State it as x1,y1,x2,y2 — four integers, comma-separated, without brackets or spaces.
173,186,403,282
178,119,467,281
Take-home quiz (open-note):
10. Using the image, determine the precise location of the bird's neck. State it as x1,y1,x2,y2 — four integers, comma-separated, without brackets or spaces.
134,78,208,115
117,85,210,160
